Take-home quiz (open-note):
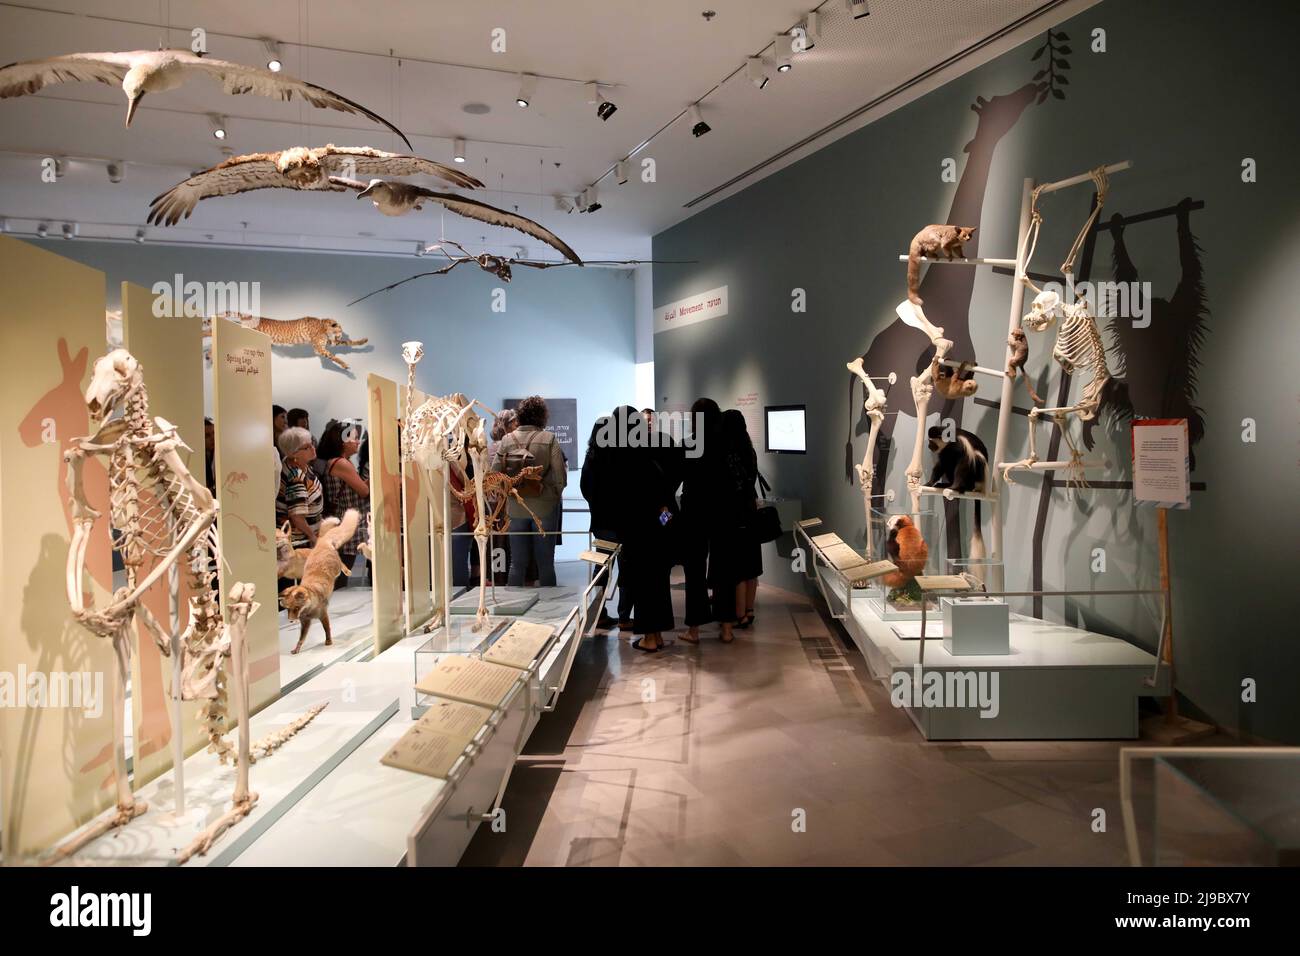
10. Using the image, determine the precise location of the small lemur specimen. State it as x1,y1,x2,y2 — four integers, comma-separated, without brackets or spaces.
907,224,976,305
883,514,928,589
280,509,360,655
931,357,978,399
1005,328,1044,405
927,425,990,543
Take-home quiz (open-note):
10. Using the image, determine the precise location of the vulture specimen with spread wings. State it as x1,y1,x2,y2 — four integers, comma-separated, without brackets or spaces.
147,145,483,226
348,241,694,305
0,49,411,146
333,177,581,265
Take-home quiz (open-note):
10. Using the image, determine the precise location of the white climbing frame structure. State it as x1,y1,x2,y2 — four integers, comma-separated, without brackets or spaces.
888,160,1131,593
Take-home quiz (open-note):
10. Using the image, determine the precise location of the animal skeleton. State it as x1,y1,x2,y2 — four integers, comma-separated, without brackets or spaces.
334,179,581,264
999,167,1115,488
349,242,693,304
400,343,494,631
58,349,261,863
0,49,411,145
148,145,481,226
845,357,892,557
204,312,368,370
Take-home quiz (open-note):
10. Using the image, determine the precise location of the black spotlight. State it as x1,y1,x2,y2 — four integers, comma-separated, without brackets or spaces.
689,104,710,138
597,99,618,121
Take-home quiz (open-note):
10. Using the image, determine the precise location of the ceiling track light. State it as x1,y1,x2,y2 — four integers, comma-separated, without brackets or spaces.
452,137,467,163
581,186,601,213
62,222,78,239
586,81,618,121
35,222,48,238
554,194,575,214
516,73,536,108
106,160,124,183
615,160,629,185
746,56,770,90
0,217,7,233
774,34,794,72
52,157,67,179
794,12,819,51
261,37,283,72
135,227,146,243
209,113,227,140
689,103,711,137
414,241,427,257
847,0,871,20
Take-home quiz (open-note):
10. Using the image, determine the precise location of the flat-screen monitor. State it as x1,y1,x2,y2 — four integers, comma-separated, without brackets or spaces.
765,405,806,454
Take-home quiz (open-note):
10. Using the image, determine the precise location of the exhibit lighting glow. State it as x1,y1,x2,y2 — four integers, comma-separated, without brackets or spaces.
689,103,711,137
516,73,536,108
746,57,769,90
209,113,227,139
453,137,466,163
774,34,794,72
262,38,283,72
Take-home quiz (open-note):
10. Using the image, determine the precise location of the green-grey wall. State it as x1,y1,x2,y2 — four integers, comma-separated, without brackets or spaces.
653,0,1299,742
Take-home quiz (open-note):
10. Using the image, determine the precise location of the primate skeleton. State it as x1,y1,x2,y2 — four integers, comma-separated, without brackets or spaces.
59,348,320,863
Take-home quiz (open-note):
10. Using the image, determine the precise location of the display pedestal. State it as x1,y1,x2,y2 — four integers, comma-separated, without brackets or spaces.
942,598,1009,656
449,587,539,617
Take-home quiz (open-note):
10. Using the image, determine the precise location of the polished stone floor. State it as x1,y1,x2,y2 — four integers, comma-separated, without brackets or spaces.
461,578,1199,866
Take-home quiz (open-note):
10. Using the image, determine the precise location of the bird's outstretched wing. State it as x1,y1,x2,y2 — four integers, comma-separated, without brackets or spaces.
327,176,368,192
0,52,133,98
184,55,414,150
320,147,483,190
148,153,344,226
405,187,581,264
347,261,472,306
511,259,697,269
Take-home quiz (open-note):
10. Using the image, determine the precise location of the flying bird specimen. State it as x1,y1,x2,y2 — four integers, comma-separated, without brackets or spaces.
147,145,483,226
0,49,412,146
348,241,696,305
334,177,582,265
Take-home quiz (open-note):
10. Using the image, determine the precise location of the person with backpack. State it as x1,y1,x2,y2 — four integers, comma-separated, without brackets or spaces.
491,396,567,587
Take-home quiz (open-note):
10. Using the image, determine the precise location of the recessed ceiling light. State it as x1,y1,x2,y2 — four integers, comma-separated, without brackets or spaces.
453,137,466,163
462,102,491,115
516,73,536,108
262,38,282,72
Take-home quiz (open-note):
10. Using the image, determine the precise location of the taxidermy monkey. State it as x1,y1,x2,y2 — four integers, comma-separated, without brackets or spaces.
927,426,989,495
883,515,928,588
907,225,976,304
931,358,978,400
1005,328,1043,405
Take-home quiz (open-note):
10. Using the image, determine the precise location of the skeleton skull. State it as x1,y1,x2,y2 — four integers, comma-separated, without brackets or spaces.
1023,289,1061,332
85,348,142,424
401,340,424,365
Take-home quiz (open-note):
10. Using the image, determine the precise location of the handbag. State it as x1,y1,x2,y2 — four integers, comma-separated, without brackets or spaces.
751,472,783,544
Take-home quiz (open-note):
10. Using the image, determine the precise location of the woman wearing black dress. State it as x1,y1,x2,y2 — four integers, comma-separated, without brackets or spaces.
722,409,762,628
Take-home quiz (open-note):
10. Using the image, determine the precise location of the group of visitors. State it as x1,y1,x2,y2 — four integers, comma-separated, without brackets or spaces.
581,399,763,653
272,403,371,587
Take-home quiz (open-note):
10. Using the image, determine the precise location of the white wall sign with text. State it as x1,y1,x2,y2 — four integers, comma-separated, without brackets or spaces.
1131,418,1190,509
654,285,728,334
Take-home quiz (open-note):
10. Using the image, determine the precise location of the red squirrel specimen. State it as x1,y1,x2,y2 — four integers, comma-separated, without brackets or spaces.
907,225,976,305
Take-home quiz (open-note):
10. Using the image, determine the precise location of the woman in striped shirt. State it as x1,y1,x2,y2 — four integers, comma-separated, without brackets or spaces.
276,426,323,548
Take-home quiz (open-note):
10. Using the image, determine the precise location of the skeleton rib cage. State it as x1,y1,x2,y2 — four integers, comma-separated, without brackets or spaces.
1049,301,1108,421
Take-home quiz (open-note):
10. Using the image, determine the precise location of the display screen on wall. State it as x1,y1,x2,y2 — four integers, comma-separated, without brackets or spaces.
765,405,807,454
503,397,578,464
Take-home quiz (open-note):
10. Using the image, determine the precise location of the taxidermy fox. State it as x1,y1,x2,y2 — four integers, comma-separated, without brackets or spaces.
275,521,314,581
907,225,976,305
281,509,360,655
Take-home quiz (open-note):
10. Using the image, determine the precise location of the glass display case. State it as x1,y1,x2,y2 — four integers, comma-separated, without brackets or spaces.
870,506,945,620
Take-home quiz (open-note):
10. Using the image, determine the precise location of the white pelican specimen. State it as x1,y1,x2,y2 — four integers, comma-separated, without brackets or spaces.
334,177,581,265
147,145,482,225
0,49,411,147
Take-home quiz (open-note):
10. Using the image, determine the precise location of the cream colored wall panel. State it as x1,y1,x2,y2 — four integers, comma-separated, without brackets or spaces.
401,384,434,633
0,236,114,857
368,374,404,653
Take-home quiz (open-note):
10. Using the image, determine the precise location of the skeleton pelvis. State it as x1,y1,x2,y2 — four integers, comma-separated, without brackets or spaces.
179,639,226,700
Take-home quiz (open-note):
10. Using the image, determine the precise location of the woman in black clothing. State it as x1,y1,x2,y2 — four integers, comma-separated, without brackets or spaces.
722,409,762,628
605,406,678,652
581,415,632,625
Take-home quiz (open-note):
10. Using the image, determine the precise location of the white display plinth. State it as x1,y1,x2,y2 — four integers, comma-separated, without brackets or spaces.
942,597,1010,656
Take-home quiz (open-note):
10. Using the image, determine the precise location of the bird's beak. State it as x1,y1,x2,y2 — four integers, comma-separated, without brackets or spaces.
357,184,375,199
126,92,145,126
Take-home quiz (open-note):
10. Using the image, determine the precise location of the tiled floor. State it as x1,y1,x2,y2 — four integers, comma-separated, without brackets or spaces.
461,578,1208,866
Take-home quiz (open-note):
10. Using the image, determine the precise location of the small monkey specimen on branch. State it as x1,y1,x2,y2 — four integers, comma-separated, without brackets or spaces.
907,225,976,305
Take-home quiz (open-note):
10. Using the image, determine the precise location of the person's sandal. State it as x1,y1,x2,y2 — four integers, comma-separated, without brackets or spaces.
736,613,754,629
631,637,660,653
719,627,735,644
679,628,700,645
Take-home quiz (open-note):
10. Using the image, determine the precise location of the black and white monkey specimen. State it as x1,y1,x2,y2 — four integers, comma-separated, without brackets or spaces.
928,425,990,562
927,425,989,493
